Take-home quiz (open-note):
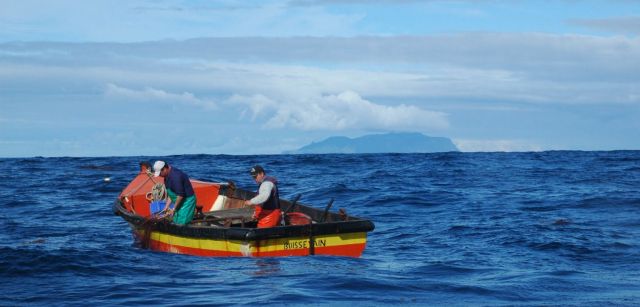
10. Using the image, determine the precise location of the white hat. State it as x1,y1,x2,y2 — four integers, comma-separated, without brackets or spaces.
153,160,166,177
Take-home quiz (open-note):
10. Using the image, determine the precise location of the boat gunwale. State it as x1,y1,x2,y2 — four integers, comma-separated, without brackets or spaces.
113,198,374,241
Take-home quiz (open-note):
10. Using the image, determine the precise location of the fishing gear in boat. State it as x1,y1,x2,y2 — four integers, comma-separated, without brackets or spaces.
283,194,302,214
282,194,315,226
281,194,302,226
146,182,167,202
146,182,173,217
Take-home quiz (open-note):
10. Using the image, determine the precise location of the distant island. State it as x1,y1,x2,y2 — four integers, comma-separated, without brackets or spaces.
284,132,459,154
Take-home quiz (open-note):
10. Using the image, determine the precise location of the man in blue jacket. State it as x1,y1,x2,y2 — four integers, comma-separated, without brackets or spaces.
153,160,197,225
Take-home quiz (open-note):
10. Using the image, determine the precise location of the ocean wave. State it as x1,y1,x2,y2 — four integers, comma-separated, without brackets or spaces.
1,151,640,305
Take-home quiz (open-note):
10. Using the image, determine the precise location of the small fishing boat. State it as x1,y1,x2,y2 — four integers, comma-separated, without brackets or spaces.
113,171,375,257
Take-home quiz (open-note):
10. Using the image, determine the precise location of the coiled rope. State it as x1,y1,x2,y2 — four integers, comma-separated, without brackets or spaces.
140,183,169,249
146,183,167,202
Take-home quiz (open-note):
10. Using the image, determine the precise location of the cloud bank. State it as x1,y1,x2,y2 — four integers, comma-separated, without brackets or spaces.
569,16,640,35
3,33,639,106
1,32,639,156
105,84,217,110
229,91,448,131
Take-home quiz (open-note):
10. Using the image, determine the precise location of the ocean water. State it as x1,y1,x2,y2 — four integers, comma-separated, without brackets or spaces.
1,151,639,306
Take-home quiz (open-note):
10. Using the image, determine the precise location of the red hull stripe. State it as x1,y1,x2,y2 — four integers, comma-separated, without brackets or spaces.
135,230,368,257
149,239,367,257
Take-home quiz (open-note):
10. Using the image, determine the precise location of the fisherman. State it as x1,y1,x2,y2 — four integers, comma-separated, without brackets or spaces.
153,160,197,225
244,165,281,228
139,161,152,175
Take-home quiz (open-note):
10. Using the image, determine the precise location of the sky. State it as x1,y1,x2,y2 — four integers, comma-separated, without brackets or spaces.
1,0,639,157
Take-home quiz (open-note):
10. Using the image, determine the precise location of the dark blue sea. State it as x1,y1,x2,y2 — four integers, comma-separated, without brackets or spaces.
1,151,639,306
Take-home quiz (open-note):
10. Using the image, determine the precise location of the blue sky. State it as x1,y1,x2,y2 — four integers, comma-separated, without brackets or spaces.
1,0,639,157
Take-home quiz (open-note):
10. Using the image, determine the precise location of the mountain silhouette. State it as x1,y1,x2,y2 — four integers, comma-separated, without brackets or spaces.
285,132,458,154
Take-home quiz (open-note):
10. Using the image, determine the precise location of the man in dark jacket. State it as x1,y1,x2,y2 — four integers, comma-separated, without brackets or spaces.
153,160,197,225
244,165,281,228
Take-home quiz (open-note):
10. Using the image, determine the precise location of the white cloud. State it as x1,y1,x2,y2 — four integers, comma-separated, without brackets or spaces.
227,94,278,120
228,90,449,131
3,35,638,142
2,33,640,156
454,139,543,152
4,33,638,105
0,0,367,42
569,16,640,35
104,83,217,110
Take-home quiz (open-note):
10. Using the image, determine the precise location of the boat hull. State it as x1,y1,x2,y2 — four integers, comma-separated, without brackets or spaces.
114,174,374,258
129,224,368,257
115,199,373,258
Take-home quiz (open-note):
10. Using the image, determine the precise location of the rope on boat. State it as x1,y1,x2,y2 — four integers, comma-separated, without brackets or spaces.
139,183,171,249
146,182,167,202
140,215,168,249
123,172,159,200
120,173,157,213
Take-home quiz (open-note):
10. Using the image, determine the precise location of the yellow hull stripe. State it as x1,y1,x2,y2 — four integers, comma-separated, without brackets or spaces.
136,229,367,254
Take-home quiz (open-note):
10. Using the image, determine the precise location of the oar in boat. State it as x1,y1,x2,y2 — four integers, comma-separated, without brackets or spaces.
320,198,334,222
281,194,302,226
309,198,335,255
283,194,302,214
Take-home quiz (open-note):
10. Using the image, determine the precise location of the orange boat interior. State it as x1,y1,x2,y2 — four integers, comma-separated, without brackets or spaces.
118,171,235,217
